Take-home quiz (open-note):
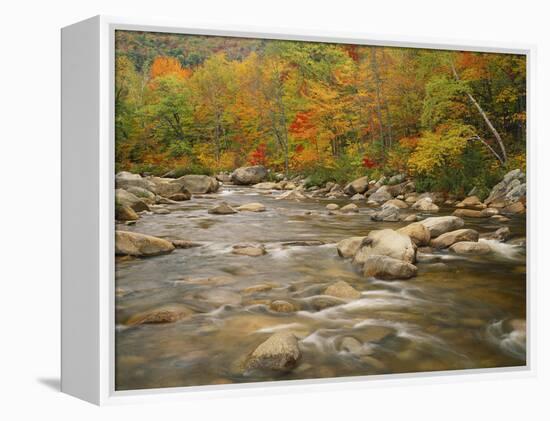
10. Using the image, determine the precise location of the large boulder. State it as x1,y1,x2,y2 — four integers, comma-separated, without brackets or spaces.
125,186,157,204
485,169,526,205
324,281,361,299
430,229,479,249
115,189,150,212
115,231,175,256
505,183,526,204
363,255,417,280
419,216,465,237
344,176,369,195
397,222,431,246
152,177,193,198
449,241,492,255
245,332,301,372
337,236,367,259
115,171,156,192
353,229,416,265
174,175,219,194
231,165,268,185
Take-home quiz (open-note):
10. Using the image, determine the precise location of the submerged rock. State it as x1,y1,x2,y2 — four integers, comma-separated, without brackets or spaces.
115,231,175,256
270,300,299,313
236,202,266,212
208,202,237,214
245,332,301,372
324,281,361,299
253,182,279,190
488,226,511,242
449,241,492,255
172,239,201,249
232,244,267,257
125,304,194,326
326,203,340,210
362,255,417,279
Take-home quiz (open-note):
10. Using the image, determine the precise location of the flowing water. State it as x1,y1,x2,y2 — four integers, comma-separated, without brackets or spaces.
115,185,527,390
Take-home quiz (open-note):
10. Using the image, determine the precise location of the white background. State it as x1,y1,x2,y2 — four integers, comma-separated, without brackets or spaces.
0,0,548,419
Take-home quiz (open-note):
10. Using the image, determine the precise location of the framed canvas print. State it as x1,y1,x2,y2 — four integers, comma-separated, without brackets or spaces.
61,16,533,405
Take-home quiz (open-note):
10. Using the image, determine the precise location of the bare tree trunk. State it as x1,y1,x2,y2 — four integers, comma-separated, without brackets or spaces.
451,61,507,163
370,48,386,151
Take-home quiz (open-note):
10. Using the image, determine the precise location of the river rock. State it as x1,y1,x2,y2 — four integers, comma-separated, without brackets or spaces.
430,229,479,249
350,193,365,200
505,183,526,204
232,244,266,256
337,236,367,259
253,182,279,189
480,207,500,217
344,176,369,195
243,283,277,294
353,229,416,265
367,185,392,204
125,186,156,203
503,201,526,214
245,332,301,372
491,214,511,223
362,255,417,279
457,195,482,207
449,241,492,255
236,203,266,212
402,214,419,222
420,216,465,237
310,296,346,310
488,226,511,242
172,239,201,249
270,300,298,313
215,172,232,183
324,281,361,299
340,203,359,213
371,204,400,222
174,174,219,194
125,304,194,326
116,205,139,221
453,209,484,218
168,192,192,201
115,171,156,192
411,197,439,212
208,202,237,214
326,203,340,211
385,199,408,209
116,188,150,212
397,222,431,246
276,190,307,201
485,169,526,205
115,230,175,256
231,165,268,185
388,174,406,185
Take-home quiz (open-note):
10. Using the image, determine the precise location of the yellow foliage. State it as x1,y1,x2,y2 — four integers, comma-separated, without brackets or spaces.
408,124,475,176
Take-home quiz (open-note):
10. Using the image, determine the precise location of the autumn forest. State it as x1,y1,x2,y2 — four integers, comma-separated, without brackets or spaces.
115,31,526,197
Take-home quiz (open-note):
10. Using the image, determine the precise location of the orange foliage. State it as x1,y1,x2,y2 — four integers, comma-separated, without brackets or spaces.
150,56,192,80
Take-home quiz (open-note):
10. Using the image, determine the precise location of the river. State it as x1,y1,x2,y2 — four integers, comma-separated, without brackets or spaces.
115,184,527,390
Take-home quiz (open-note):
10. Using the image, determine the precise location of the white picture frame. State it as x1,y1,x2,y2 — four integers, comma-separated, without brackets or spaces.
61,15,535,405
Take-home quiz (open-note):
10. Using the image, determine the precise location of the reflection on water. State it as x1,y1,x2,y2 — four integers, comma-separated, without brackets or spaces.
115,185,526,390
